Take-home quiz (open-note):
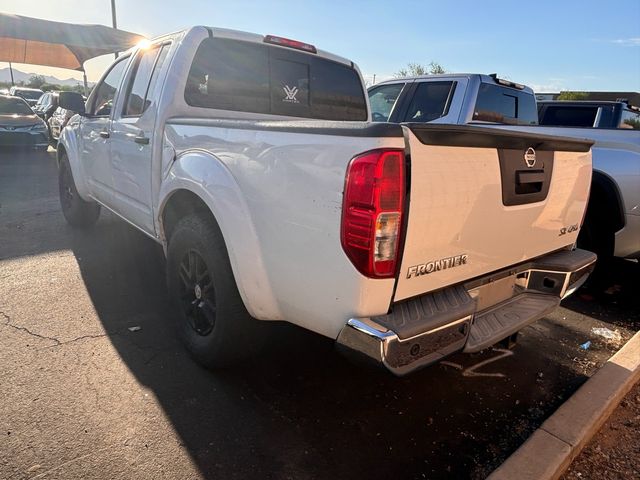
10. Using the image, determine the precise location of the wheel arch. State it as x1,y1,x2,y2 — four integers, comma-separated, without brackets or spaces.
158,152,282,321
589,169,626,233
57,127,92,200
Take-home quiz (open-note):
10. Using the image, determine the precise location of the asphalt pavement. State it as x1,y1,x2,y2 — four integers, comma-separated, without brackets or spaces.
1,148,638,480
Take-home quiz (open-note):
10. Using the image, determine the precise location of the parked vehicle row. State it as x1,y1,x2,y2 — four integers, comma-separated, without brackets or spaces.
0,88,79,149
53,26,596,376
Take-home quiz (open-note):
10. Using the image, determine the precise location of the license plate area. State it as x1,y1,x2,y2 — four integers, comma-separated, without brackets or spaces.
467,274,518,312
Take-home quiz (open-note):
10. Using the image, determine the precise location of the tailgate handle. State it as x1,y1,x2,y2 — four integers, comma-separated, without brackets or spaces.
515,170,545,195
516,170,545,184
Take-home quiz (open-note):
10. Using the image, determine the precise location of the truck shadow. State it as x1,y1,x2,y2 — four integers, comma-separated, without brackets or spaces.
67,218,596,480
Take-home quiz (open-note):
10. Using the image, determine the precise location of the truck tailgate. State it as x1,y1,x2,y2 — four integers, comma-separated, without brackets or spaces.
394,124,593,301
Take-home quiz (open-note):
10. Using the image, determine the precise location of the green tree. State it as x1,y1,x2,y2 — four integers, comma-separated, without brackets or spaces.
26,74,46,89
60,83,87,94
395,61,446,78
557,91,589,100
40,83,59,92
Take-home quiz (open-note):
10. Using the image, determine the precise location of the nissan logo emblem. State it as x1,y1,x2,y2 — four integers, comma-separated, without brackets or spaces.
524,147,536,168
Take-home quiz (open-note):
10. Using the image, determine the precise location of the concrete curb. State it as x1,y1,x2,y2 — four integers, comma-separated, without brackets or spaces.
488,330,640,480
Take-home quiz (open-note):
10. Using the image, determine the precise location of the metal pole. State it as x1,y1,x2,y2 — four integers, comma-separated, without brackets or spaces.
111,0,119,59
9,62,15,86
82,68,88,97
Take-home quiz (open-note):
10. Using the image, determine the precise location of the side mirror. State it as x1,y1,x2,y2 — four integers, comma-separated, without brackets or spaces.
58,91,86,115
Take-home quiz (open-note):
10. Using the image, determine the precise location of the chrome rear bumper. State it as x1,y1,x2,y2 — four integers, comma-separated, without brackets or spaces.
336,249,596,376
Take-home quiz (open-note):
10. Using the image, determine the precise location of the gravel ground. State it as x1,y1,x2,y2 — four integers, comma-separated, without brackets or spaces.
563,382,640,480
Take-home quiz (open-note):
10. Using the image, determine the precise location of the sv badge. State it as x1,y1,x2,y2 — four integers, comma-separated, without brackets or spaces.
559,224,579,236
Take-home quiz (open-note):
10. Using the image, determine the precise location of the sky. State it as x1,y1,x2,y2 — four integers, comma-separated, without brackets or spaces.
1,0,639,92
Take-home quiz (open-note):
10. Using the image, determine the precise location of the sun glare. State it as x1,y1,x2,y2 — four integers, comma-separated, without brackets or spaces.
136,39,152,50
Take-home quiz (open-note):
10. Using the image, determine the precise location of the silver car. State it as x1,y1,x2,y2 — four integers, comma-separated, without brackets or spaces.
0,95,49,150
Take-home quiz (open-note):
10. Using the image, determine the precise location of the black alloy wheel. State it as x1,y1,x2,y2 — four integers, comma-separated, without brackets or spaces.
178,249,217,336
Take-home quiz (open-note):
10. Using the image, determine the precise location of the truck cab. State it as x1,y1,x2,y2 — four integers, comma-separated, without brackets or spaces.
368,73,538,126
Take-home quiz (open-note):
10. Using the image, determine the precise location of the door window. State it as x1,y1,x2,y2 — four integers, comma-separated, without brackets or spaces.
405,81,456,122
123,44,170,117
89,57,129,116
368,83,405,122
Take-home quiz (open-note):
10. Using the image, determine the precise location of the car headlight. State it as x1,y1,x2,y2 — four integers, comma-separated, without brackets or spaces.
30,123,47,131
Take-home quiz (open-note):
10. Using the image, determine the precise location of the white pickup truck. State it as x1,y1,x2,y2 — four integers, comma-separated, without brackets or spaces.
56,27,595,375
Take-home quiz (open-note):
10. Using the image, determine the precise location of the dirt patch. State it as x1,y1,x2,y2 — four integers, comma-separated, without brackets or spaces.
563,381,640,480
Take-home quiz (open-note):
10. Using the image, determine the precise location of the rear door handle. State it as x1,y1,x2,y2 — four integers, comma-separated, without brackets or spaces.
99,130,110,139
134,135,149,145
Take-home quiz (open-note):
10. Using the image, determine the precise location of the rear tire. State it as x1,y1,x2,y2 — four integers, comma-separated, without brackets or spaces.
166,212,266,368
578,217,615,291
58,154,101,228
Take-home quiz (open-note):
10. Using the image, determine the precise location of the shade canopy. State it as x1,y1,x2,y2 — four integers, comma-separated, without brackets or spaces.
0,13,145,71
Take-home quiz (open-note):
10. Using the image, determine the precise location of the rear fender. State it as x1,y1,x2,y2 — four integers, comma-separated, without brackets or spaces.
158,150,282,321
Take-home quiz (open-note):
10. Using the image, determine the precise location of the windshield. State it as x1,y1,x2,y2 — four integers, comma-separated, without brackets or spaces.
0,97,34,115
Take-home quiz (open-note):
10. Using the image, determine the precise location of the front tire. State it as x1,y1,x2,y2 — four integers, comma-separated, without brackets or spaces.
58,154,101,228
166,212,266,368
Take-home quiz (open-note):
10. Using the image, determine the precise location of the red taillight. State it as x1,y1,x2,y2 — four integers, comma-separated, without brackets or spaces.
263,35,317,53
341,149,405,278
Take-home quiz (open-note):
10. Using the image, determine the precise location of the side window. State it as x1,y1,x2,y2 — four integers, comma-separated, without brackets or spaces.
406,81,455,122
473,83,537,125
89,57,129,116
123,44,170,117
620,109,640,130
368,83,405,122
145,45,170,103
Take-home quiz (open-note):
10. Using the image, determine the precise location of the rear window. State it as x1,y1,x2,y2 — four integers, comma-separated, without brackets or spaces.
185,37,367,121
539,105,599,127
473,83,537,125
